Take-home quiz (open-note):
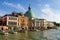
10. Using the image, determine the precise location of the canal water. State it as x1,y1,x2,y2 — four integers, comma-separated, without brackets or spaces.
0,27,60,40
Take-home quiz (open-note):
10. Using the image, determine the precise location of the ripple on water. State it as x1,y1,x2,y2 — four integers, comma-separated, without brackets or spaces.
0,28,60,40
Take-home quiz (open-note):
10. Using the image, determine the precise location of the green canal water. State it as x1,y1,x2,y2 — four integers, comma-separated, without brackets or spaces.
0,27,60,40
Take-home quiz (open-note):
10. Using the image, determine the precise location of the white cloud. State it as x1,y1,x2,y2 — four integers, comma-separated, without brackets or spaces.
41,4,60,23
3,2,26,11
52,0,60,4
0,10,9,16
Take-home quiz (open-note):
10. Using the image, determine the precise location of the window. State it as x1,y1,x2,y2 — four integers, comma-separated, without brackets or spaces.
9,16,17,20
8,22,17,25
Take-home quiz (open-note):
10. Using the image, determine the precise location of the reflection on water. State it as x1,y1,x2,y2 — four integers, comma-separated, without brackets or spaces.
0,27,60,40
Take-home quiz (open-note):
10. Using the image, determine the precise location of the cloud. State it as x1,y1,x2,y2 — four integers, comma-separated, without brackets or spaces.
41,4,60,23
52,0,60,4
0,10,9,16
3,2,26,11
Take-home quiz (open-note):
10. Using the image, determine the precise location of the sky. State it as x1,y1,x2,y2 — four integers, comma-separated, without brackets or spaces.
0,0,60,23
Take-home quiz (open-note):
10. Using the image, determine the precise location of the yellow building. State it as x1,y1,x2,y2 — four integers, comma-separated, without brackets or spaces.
18,14,29,30
34,19,40,27
23,16,29,30
47,21,55,27
18,15,22,28
0,26,8,31
39,19,48,29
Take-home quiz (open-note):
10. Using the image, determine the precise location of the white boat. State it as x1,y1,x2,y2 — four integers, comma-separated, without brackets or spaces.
0,30,8,35
35,29,40,31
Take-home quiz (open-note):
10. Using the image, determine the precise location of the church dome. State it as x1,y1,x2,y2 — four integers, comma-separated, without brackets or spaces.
24,5,36,19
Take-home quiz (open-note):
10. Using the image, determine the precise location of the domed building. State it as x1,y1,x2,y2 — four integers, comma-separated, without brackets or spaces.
24,5,48,30
24,5,36,30
24,5,36,20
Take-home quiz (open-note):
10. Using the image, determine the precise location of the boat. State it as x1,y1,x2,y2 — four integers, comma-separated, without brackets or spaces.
8,30,15,34
35,29,40,31
47,26,57,29
0,30,8,35
4,32,8,35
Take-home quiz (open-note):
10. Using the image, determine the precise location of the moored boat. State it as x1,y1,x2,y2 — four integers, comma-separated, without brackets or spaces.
0,30,8,35
8,30,15,34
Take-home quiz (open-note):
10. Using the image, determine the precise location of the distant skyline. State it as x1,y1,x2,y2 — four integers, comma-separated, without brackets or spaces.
0,0,60,23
